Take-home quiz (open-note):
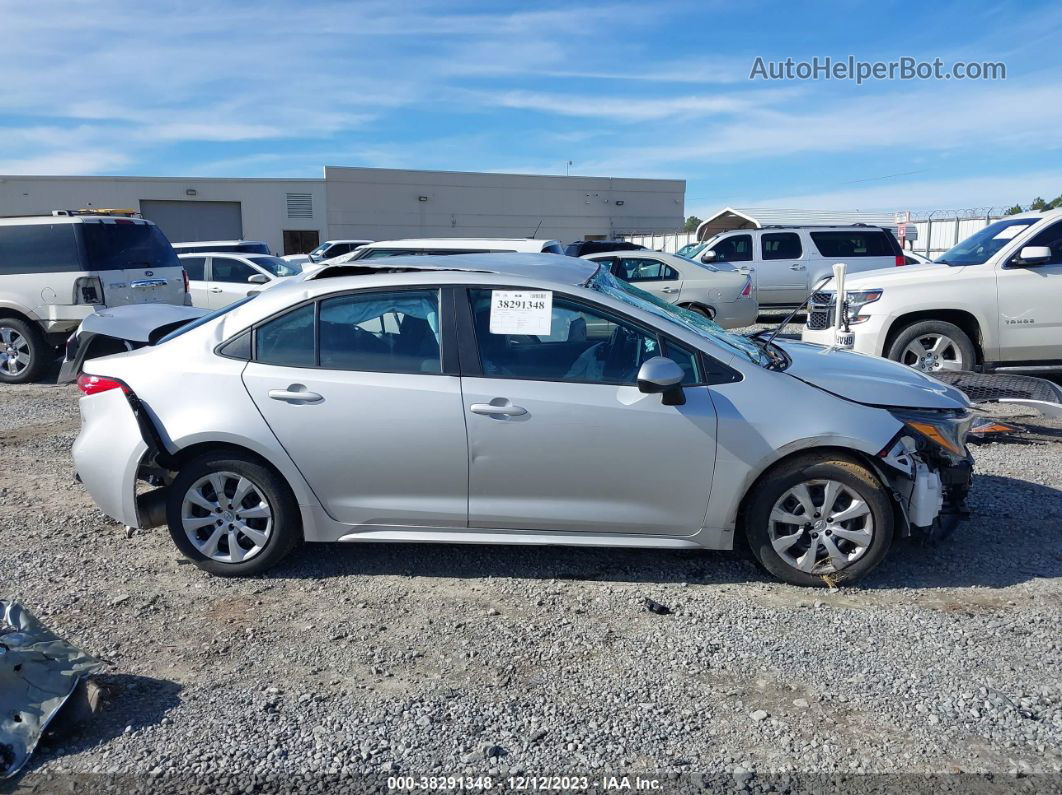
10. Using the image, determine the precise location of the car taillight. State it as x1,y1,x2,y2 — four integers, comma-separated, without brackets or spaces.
895,255,905,266
77,374,130,396
182,268,190,293
740,276,753,297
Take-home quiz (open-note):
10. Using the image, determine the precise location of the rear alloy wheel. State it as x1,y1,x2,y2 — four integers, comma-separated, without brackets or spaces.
887,320,976,373
167,452,301,576
0,318,49,384
744,454,893,587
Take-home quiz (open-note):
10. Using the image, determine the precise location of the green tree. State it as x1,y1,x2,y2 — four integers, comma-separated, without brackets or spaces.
1030,197,1048,211
683,215,702,232
1004,204,1024,215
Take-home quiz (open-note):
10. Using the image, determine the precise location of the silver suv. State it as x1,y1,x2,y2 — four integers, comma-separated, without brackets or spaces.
0,212,188,383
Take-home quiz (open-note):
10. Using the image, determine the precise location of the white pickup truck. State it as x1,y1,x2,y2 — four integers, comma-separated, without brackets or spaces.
801,210,1062,374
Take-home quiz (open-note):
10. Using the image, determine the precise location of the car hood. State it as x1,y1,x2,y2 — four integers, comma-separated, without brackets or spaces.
776,339,971,410
820,263,962,290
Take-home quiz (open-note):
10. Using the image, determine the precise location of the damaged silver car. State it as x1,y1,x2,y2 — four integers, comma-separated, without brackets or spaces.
69,254,974,586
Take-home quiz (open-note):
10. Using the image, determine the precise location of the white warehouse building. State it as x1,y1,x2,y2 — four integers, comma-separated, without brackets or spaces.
0,166,685,255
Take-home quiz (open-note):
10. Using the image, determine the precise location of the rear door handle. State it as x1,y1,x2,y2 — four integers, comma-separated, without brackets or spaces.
470,403,527,417
661,286,680,293
789,263,806,270
209,287,223,293
269,388,323,404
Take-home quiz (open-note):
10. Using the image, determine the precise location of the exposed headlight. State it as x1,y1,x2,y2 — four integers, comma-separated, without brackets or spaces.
888,408,973,457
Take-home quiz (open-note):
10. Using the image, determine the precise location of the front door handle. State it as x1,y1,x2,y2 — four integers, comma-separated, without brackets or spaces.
209,287,223,293
789,263,806,270
661,286,680,293
269,388,323,404
470,402,527,417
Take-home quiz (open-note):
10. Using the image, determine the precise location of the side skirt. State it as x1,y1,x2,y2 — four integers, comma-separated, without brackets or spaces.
334,527,725,550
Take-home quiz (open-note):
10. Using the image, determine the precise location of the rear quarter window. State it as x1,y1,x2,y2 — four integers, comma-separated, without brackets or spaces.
810,231,895,258
0,223,82,275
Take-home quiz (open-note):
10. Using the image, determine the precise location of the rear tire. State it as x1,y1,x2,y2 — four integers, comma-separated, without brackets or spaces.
166,451,302,577
743,453,893,587
886,320,976,373
0,317,50,384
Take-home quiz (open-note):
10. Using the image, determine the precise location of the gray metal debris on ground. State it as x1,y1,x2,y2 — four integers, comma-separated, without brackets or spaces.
0,599,103,779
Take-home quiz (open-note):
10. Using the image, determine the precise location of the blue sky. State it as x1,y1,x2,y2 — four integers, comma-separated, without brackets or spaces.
1,0,1061,217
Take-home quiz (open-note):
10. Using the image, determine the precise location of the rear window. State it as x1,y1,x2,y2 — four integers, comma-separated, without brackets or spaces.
810,231,895,258
0,223,81,274
81,222,180,271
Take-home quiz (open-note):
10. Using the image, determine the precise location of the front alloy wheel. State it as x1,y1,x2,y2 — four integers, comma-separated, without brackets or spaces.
744,454,894,587
898,333,965,372
768,480,874,574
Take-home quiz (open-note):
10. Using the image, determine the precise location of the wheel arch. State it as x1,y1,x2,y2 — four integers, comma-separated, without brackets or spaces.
734,445,903,544
881,309,984,364
678,300,716,318
160,436,318,510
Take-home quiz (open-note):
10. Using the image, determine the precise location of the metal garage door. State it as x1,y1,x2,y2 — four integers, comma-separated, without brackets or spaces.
139,200,243,243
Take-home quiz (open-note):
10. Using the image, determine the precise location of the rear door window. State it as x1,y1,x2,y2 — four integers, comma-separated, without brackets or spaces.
761,232,802,260
319,289,441,374
80,221,180,270
255,303,316,367
810,231,893,258
0,223,81,274
180,256,206,280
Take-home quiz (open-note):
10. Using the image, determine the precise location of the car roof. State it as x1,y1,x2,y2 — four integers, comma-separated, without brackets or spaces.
310,252,595,284
359,238,559,251
0,215,157,227
171,239,267,246
219,253,601,334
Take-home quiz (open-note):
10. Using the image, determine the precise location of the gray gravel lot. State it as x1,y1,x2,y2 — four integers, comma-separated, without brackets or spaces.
2,322,1061,793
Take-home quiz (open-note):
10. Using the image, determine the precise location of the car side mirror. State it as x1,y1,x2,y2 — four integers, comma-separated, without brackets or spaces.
1013,245,1052,267
636,356,686,406
700,249,718,262
248,273,270,284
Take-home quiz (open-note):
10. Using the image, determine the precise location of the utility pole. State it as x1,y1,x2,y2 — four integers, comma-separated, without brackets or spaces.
565,160,573,176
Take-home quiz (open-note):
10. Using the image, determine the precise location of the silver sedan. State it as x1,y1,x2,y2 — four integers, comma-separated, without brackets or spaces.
72,253,974,586
581,249,757,328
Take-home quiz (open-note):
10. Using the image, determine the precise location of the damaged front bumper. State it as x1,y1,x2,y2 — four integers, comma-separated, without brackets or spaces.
879,433,973,540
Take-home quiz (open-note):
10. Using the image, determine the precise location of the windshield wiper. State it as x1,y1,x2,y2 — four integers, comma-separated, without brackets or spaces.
747,276,832,369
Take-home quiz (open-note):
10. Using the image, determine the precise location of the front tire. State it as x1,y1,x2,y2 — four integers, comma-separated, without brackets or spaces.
743,454,893,587
886,320,976,373
166,451,301,576
0,318,50,384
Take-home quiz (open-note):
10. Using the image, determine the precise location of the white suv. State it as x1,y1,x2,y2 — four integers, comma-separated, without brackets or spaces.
801,210,1062,374
0,213,188,383
696,225,907,307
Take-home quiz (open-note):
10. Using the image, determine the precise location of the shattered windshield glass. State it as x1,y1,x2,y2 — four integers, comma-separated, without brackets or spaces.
585,265,770,367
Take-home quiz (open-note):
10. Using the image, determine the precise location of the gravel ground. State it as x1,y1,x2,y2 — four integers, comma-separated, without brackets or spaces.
2,322,1061,793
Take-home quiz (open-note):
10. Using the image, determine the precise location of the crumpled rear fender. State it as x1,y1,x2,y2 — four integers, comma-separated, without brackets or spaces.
72,388,148,528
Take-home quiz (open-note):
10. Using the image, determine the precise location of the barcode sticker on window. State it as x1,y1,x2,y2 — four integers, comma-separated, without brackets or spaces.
489,290,553,335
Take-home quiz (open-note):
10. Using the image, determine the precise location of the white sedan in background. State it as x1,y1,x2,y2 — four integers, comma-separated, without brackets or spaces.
178,253,302,308
581,250,758,329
